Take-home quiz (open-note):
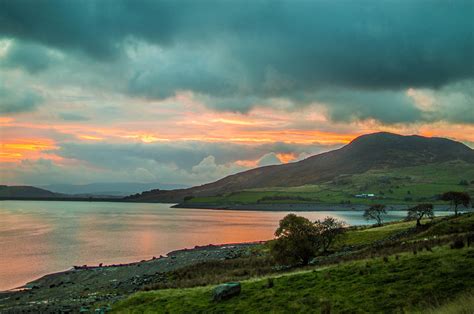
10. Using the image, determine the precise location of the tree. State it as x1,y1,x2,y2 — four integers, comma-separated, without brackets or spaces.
271,214,321,265
363,204,387,226
441,191,471,215
407,203,434,227
314,217,346,252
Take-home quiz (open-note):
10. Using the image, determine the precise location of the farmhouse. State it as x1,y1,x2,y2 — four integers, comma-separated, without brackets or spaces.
355,193,375,198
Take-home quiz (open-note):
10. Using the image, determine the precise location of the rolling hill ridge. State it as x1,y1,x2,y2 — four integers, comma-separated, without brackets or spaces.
128,132,474,203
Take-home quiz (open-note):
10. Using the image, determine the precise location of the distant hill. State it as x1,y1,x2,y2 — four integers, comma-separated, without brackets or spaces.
128,132,474,202
0,185,63,198
41,182,189,196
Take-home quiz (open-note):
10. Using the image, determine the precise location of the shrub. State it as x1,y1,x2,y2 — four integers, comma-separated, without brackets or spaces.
363,204,387,226
183,195,194,201
270,214,321,265
259,195,313,202
270,214,346,265
441,191,471,215
451,239,465,249
266,278,274,288
407,203,434,227
314,217,346,252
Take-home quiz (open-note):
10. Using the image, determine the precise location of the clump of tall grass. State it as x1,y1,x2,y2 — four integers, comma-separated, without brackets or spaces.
428,292,474,314
143,256,277,291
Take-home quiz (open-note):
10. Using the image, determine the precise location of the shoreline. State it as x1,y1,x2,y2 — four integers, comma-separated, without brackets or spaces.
1,211,469,312
2,241,265,293
1,199,453,212
0,241,264,312
173,202,452,211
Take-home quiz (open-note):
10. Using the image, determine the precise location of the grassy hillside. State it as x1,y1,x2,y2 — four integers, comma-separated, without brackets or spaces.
130,133,474,203
114,247,474,313
186,161,474,205
0,185,61,198
113,213,474,313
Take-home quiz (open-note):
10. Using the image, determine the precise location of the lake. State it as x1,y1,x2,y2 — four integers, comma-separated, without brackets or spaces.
0,201,449,291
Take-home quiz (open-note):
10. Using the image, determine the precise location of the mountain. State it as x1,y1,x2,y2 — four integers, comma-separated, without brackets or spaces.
0,185,63,198
41,182,189,196
128,132,474,202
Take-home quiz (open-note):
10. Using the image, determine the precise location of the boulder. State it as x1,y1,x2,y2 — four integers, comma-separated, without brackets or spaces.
212,282,241,301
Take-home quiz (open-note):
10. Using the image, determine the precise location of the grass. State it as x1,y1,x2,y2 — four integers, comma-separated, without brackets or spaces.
113,214,474,313
141,255,276,291
428,292,474,314
129,214,470,294
113,246,474,313
418,213,474,238
186,161,474,206
339,220,415,247
343,213,474,247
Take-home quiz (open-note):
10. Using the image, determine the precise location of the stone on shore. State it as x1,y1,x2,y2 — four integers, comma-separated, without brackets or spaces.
212,282,241,301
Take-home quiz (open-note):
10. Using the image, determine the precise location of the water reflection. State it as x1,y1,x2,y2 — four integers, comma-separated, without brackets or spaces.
0,201,450,290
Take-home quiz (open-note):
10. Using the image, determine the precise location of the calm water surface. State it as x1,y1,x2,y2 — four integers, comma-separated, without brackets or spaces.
0,201,448,290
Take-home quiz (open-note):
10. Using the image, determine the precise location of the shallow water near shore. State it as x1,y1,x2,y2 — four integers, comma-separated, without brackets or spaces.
0,200,451,291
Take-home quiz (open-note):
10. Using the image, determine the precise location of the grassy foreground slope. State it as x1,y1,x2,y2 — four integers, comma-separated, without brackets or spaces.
113,213,474,313
186,161,474,205
114,247,474,313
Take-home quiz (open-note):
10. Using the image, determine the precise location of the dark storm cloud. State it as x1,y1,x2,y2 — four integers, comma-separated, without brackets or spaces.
0,41,57,73
434,80,474,124
0,83,43,113
1,0,473,93
316,89,423,124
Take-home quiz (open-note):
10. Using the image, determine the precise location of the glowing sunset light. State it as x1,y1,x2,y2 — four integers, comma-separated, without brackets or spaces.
0,117,14,124
0,152,23,162
235,159,259,168
78,135,104,141
275,153,298,163
122,134,170,143
210,118,256,126
1,141,57,151
0,139,60,162
0,0,472,186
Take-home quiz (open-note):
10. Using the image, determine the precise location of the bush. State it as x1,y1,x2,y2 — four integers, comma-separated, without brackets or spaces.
270,214,346,265
314,217,346,252
259,195,313,202
270,214,321,265
441,191,471,215
451,239,465,249
407,203,434,227
266,278,274,288
363,204,387,226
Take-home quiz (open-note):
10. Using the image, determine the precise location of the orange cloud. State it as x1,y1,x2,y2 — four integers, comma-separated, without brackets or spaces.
2,98,474,173
235,159,258,168
0,117,14,124
78,135,104,141
275,153,298,163
0,138,59,162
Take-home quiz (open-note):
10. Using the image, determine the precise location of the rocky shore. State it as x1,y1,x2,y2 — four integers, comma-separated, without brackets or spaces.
0,242,261,313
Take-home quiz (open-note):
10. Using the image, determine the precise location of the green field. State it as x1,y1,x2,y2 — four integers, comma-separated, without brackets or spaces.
113,213,474,313
114,246,474,313
187,161,474,205
339,220,416,247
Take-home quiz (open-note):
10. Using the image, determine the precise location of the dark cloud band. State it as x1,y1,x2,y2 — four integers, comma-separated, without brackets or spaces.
1,0,473,91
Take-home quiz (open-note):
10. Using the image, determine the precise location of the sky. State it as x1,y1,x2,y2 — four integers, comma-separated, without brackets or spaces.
0,0,473,187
